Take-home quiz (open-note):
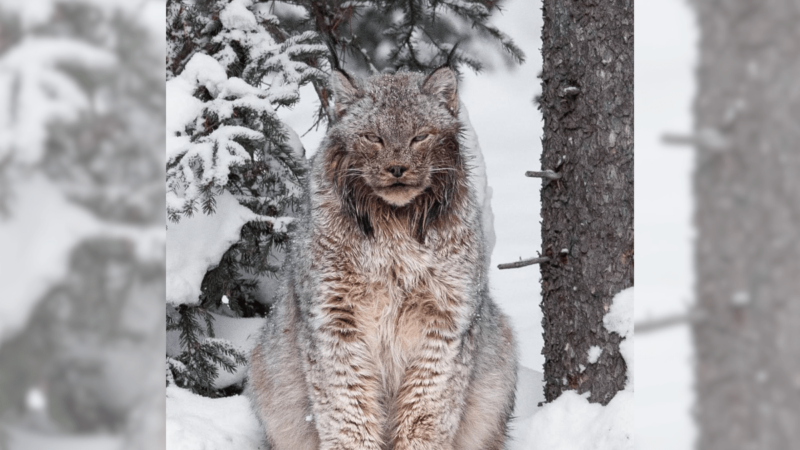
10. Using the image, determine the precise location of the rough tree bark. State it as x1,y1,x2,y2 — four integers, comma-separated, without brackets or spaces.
691,1,800,448
539,0,633,405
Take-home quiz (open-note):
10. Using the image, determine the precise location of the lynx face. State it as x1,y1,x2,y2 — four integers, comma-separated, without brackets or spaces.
327,68,463,207
354,127,435,207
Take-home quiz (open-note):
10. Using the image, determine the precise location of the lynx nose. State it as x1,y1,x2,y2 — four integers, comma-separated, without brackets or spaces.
387,165,408,178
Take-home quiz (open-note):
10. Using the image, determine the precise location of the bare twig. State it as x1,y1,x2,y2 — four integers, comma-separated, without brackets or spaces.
635,310,706,334
661,128,728,150
497,256,550,270
661,133,695,146
525,170,562,180
635,314,689,334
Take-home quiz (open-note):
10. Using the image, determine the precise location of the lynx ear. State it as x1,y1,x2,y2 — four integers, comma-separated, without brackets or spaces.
330,70,360,118
422,66,458,115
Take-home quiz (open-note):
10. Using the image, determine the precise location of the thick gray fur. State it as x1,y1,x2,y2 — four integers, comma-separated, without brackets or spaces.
247,67,518,450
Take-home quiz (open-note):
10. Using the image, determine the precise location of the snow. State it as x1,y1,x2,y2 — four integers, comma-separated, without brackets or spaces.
606,287,634,389
459,105,496,258
220,0,258,31
166,191,260,305
181,54,229,97
604,287,634,339
507,367,545,449
166,45,307,291
587,346,603,364
523,390,633,450
25,388,47,412
166,386,264,450
284,122,307,159
0,174,97,342
519,288,634,450
0,1,165,447
166,49,306,217
165,76,204,161
219,77,268,99
441,0,490,17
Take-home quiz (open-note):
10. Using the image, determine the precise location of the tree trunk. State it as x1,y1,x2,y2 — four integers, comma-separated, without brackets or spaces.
538,0,634,405
691,1,800,448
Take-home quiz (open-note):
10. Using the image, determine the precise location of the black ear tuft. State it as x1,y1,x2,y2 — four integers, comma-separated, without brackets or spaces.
421,66,458,115
444,41,461,69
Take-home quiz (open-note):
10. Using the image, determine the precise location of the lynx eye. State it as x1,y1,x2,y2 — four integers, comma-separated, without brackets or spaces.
363,134,383,144
411,133,429,143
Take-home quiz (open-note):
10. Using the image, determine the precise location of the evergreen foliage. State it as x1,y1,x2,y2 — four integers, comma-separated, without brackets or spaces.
166,0,524,397
167,305,248,396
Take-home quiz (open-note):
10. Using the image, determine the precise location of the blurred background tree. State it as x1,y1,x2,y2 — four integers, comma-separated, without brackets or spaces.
690,0,800,448
0,0,165,448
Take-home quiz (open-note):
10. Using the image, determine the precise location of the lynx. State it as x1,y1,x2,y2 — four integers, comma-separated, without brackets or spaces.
248,67,518,450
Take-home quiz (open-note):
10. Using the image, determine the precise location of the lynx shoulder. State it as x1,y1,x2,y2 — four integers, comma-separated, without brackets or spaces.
248,67,518,450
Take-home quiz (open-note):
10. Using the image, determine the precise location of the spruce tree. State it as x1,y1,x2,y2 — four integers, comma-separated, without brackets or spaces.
538,0,633,404
166,0,323,395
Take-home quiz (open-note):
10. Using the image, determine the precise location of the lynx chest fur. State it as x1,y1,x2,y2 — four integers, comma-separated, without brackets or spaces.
249,67,518,450
307,195,480,399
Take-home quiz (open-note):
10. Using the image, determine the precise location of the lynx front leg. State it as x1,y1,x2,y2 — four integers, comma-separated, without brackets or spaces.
307,288,385,450
392,305,470,450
